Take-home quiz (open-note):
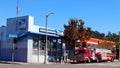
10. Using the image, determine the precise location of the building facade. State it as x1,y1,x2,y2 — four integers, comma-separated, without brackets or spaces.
0,16,64,63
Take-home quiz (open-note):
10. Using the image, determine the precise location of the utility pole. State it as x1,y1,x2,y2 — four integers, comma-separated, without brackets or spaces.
118,32,120,61
44,12,54,64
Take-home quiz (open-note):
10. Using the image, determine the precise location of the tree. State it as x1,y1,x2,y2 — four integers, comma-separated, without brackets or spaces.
106,32,119,42
77,20,91,47
106,32,112,41
63,19,79,46
90,30,105,39
63,19,91,47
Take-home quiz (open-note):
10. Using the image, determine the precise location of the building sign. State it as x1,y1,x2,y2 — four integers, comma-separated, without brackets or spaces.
9,34,18,38
39,28,57,35
39,27,64,36
18,19,26,30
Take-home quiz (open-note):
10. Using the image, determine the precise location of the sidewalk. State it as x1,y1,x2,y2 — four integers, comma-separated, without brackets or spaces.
0,60,119,65
0,61,29,65
114,59,120,62
0,61,71,65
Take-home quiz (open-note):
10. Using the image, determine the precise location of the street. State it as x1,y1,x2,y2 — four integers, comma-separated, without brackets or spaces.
0,61,120,68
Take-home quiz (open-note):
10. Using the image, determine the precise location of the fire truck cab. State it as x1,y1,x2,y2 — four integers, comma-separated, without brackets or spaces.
73,48,93,63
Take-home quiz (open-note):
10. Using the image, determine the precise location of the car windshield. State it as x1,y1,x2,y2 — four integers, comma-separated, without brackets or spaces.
75,50,85,55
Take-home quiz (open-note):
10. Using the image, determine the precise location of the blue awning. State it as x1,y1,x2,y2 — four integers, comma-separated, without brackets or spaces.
17,31,61,39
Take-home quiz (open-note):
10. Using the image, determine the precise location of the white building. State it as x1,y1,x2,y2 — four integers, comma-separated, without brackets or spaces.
0,16,63,63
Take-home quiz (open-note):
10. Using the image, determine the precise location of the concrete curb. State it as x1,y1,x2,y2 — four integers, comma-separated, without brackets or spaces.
0,61,28,65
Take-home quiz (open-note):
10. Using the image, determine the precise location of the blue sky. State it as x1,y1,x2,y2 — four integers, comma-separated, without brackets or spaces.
0,0,120,34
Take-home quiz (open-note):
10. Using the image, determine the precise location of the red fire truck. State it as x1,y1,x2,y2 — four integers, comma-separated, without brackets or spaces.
71,38,116,63
72,47,115,63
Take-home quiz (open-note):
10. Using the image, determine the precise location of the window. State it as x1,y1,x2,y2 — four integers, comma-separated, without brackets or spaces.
75,50,85,55
33,36,39,55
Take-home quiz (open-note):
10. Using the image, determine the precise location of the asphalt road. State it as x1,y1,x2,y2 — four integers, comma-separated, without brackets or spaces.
0,61,120,68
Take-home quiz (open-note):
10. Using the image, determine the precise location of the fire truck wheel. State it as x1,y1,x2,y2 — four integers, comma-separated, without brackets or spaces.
96,58,100,63
87,58,91,63
110,58,114,62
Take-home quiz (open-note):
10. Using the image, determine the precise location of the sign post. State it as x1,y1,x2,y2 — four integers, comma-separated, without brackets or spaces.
12,40,15,62
9,34,18,62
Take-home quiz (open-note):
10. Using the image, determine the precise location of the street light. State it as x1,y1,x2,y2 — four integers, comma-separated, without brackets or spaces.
44,12,54,64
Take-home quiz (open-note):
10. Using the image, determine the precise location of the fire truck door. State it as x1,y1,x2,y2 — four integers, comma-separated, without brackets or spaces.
101,52,107,60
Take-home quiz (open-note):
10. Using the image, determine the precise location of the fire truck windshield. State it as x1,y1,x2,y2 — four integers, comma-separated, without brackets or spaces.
75,50,85,55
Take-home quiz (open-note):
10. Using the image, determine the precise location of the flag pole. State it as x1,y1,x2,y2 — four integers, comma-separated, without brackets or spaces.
16,0,19,17
15,0,20,31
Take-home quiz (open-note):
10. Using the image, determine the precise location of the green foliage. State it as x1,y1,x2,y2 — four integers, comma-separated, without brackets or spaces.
106,32,119,42
63,19,79,46
90,30,105,39
116,42,120,49
63,19,91,47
